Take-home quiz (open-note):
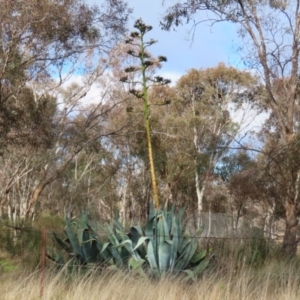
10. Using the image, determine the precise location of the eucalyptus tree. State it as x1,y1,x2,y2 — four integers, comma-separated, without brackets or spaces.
175,64,257,227
0,0,132,220
0,0,131,149
161,0,300,255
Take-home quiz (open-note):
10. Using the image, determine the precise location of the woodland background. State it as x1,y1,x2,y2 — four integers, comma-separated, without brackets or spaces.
1,0,300,259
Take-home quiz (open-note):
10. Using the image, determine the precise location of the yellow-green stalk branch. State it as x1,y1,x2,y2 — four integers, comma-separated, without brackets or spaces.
122,19,170,209
140,32,160,209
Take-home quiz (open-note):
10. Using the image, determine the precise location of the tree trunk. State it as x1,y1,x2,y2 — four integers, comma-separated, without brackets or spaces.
120,183,128,227
196,170,205,229
26,183,45,218
282,200,298,256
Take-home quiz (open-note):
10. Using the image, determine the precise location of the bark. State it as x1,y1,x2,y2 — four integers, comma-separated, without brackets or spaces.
196,170,205,228
26,183,45,218
207,206,212,238
282,200,298,256
120,182,128,227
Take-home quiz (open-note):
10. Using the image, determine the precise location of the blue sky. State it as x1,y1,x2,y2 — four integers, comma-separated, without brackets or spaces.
126,1,241,83
88,0,242,84
81,1,266,140
125,1,267,140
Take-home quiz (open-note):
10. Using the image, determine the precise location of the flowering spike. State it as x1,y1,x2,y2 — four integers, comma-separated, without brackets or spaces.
158,56,167,62
124,66,137,73
130,31,140,38
120,76,128,82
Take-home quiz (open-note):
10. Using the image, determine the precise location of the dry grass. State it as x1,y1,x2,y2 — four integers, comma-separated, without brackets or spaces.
1,259,300,300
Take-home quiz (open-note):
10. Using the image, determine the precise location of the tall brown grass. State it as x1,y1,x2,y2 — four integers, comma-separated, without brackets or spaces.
1,258,300,300
1,226,299,300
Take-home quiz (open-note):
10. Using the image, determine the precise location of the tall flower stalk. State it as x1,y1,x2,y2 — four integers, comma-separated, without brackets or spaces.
121,19,170,209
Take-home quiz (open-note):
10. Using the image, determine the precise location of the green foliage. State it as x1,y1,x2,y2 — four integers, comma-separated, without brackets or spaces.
47,213,107,271
48,213,136,272
0,222,41,269
211,228,282,272
0,258,20,272
236,229,280,267
119,204,210,280
50,206,210,280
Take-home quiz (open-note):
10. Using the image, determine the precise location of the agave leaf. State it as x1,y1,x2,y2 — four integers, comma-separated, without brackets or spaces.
130,227,147,258
86,222,99,240
105,228,129,263
178,236,191,254
165,205,174,230
53,233,73,255
170,214,179,270
145,215,156,238
145,214,158,263
82,229,93,263
103,243,123,267
174,236,198,275
66,257,78,274
177,208,185,240
90,240,100,262
128,230,149,259
191,258,210,276
185,236,198,263
158,241,171,272
129,226,143,247
157,214,165,247
154,220,158,261
101,242,112,253
116,229,129,242
87,218,98,231
114,213,123,232
115,239,132,249
79,213,89,230
163,214,170,240
46,251,65,265
190,250,206,264
133,236,150,251
97,242,112,263
129,257,147,278
177,207,185,223
65,219,84,259
182,269,196,282
146,240,159,272
114,229,134,262
128,257,145,269
104,239,129,265
77,215,88,246
115,239,140,261
51,213,118,269
149,201,156,221
105,224,120,246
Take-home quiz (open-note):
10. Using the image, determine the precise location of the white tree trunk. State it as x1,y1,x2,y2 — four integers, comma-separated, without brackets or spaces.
120,183,128,227
207,205,212,238
195,169,206,229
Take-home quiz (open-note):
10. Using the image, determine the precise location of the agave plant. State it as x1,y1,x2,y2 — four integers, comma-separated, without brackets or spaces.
48,213,135,271
49,206,209,280
112,204,210,280
47,213,109,270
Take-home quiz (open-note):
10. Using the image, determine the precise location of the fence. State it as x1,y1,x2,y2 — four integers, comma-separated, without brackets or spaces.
0,215,293,298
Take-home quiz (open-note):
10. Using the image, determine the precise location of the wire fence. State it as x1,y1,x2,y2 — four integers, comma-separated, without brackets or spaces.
0,216,288,267
0,217,297,298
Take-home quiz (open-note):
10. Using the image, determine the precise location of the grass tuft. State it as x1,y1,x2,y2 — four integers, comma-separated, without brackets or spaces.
1,257,300,300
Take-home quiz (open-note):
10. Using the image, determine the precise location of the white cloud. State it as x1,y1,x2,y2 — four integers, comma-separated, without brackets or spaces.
156,70,182,86
230,102,269,151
